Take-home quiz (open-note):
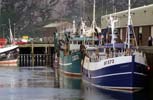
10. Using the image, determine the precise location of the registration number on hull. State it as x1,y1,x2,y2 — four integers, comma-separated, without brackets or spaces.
104,59,114,65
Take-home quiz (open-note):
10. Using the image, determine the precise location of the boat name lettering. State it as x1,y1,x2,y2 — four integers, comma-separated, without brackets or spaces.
104,59,114,65
72,55,79,61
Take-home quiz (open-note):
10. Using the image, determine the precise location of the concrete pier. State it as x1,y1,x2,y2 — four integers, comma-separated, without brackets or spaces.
139,46,153,66
139,46,153,96
139,46,153,54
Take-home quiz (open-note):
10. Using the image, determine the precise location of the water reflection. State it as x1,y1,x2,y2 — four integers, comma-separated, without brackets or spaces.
59,73,82,89
0,67,55,88
0,66,152,100
82,81,148,100
0,67,82,100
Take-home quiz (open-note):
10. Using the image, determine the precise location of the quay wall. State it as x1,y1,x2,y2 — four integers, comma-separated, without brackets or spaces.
139,46,153,67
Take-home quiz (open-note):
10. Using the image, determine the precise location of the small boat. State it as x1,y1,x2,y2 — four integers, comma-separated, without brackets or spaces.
0,19,19,67
0,44,19,67
82,0,148,93
13,39,28,45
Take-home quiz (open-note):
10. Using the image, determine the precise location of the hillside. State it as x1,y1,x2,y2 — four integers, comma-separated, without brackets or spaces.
0,0,153,37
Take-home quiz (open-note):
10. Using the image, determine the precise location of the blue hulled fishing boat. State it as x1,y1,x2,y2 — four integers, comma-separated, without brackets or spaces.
82,0,148,93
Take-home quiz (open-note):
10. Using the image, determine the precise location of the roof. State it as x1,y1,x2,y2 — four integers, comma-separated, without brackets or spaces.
43,22,64,28
43,21,72,28
43,21,73,33
104,4,153,16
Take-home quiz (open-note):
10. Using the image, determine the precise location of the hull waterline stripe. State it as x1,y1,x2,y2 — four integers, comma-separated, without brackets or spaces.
0,60,17,64
134,72,147,76
60,69,81,77
92,84,143,93
91,72,146,79
83,79,143,93
59,63,72,66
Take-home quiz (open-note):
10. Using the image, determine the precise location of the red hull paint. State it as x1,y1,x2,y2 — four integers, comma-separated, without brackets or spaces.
0,60,18,67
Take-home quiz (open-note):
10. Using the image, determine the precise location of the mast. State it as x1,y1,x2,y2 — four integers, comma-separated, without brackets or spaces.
110,15,117,52
81,17,85,36
8,19,14,44
72,20,76,34
92,0,96,45
110,0,117,52
110,15,115,49
92,0,96,30
127,0,131,49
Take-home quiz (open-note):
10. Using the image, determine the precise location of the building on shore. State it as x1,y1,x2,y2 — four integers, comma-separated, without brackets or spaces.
101,4,153,46
43,21,72,43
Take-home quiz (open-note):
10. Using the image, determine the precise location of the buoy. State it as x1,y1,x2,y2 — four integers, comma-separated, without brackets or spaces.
147,66,151,71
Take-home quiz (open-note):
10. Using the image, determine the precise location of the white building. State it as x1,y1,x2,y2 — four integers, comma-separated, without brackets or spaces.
101,4,153,46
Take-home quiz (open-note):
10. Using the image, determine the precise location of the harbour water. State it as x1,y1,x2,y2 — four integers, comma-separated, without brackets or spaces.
0,66,152,100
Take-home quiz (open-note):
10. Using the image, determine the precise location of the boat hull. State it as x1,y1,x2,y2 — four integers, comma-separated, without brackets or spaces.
0,45,19,67
0,59,18,67
59,51,82,77
82,55,147,93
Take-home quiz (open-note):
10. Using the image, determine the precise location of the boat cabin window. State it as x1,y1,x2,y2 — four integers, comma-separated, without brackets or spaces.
99,48,104,52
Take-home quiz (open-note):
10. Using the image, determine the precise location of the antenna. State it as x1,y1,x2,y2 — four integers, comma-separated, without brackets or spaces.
101,0,104,28
82,0,85,19
112,0,115,13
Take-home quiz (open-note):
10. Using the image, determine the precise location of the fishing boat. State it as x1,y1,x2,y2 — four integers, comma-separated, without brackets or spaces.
59,46,82,77
54,20,82,77
54,0,100,77
0,20,19,67
54,16,100,77
82,0,148,93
